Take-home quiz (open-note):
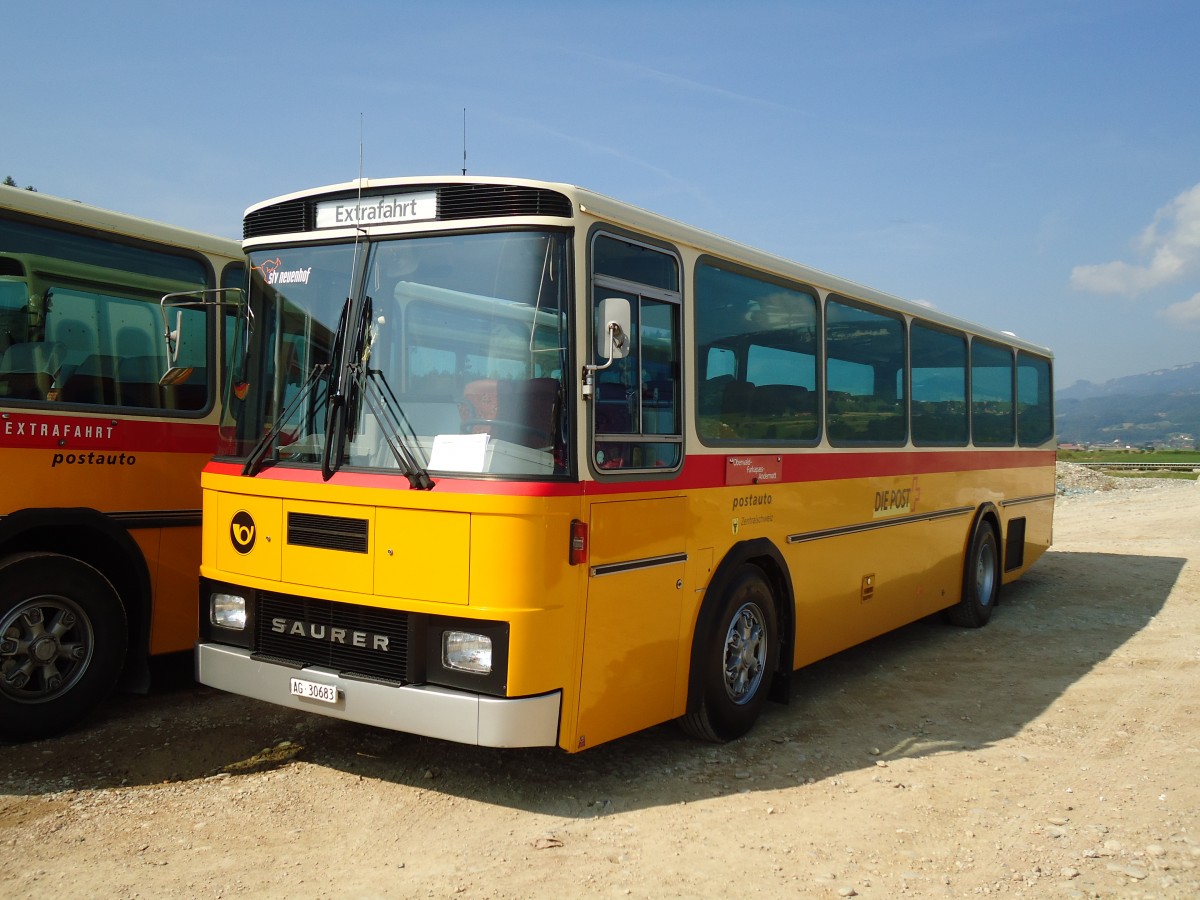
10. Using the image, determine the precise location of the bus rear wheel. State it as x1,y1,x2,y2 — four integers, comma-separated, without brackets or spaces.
681,565,778,743
945,519,1000,628
0,553,127,741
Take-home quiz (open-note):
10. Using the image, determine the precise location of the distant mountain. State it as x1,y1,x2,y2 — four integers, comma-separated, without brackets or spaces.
1058,361,1200,401
1055,362,1200,446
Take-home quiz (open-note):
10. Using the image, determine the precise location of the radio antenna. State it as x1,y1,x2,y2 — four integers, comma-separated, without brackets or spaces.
462,108,468,176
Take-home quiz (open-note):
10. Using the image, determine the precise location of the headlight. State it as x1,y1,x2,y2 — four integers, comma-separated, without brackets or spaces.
210,592,248,630
442,631,492,674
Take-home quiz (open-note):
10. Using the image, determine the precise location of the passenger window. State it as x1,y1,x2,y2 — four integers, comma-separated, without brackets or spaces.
8,286,210,411
971,339,1015,445
1017,351,1053,446
911,322,968,445
826,297,906,444
694,261,818,444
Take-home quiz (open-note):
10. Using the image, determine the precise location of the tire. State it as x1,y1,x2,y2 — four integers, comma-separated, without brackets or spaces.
0,553,127,741
945,518,1000,628
681,565,779,742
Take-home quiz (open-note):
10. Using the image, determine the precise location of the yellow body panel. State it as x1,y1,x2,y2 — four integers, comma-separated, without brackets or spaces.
215,491,283,581
375,508,470,604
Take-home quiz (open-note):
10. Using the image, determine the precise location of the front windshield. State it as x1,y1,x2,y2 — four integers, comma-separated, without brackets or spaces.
225,230,571,479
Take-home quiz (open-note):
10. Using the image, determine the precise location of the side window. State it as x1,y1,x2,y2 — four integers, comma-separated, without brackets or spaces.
591,234,681,471
971,339,1015,445
911,322,968,446
0,223,215,412
1017,351,1053,446
694,261,818,443
826,297,906,445
47,286,207,411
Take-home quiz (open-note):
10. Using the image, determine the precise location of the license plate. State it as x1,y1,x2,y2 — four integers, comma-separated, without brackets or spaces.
290,677,338,704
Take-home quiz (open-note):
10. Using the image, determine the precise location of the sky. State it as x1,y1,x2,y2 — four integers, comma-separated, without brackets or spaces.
7,0,1200,389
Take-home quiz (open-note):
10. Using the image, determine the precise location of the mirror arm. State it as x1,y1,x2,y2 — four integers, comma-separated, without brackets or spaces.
581,321,624,398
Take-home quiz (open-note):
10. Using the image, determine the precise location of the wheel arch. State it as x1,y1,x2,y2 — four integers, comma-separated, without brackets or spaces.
968,502,1003,574
685,537,796,715
0,507,153,690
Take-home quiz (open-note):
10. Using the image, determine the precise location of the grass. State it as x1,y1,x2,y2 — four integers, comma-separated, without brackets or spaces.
1058,449,1200,464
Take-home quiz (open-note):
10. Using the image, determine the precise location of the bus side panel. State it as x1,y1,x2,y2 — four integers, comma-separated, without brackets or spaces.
149,524,202,654
784,470,967,669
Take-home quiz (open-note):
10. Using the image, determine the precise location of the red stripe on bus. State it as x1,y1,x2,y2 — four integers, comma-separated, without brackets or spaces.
205,448,1055,497
1,413,219,453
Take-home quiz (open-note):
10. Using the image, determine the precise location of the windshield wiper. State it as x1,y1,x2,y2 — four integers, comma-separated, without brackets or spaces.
353,363,435,490
320,297,354,480
242,363,330,477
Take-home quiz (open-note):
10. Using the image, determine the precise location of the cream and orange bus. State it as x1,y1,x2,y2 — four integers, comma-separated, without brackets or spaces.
196,176,1054,752
1,187,243,740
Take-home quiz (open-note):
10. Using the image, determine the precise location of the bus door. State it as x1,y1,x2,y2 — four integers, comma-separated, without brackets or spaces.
575,237,686,748
576,495,688,750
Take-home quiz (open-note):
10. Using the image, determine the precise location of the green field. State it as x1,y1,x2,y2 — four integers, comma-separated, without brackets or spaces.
1057,449,1200,464
1058,448,1200,480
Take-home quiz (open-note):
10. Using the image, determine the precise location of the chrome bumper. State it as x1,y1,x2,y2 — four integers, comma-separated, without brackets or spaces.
196,643,561,748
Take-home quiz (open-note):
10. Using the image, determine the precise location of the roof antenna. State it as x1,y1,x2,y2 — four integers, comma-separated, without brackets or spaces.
462,108,468,176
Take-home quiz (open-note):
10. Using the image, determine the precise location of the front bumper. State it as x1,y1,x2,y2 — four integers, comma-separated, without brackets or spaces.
196,643,561,748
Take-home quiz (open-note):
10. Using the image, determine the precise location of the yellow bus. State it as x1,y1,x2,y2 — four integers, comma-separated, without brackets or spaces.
197,176,1054,752
1,186,243,740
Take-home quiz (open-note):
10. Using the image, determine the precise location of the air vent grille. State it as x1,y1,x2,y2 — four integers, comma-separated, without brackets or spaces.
437,183,573,220
242,198,312,239
287,511,368,553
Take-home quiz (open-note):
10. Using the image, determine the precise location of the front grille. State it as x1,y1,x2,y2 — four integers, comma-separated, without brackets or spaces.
287,511,368,553
255,593,410,683
242,182,573,238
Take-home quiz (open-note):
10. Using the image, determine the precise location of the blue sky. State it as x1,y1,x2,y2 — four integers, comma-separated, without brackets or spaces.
8,0,1200,388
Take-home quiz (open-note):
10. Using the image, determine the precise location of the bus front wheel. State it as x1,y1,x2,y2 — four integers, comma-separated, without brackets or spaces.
681,565,779,743
0,553,127,742
945,519,1000,628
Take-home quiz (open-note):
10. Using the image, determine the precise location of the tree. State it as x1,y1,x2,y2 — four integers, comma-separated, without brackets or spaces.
3,175,37,191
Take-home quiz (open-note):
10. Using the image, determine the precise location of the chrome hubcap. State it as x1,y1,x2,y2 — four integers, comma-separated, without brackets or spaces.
723,602,767,704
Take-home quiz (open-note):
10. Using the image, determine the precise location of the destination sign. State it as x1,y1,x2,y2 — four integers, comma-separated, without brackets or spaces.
315,191,437,229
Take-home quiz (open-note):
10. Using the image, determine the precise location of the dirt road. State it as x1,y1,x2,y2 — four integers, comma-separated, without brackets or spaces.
3,475,1198,898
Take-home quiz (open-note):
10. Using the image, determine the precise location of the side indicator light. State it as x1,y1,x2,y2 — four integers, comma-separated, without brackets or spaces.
569,519,588,566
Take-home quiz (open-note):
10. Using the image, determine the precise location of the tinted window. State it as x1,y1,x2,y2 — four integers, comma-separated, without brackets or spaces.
694,262,818,443
911,322,967,445
971,339,1014,445
826,297,906,444
1017,351,1053,446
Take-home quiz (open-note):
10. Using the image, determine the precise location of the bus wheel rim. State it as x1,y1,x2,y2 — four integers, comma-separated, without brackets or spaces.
723,602,767,704
976,539,996,606
0,595,94,703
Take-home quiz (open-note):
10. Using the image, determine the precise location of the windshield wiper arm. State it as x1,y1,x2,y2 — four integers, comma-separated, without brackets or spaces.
354,364,435,490
320,297,355,480
242,363,330,477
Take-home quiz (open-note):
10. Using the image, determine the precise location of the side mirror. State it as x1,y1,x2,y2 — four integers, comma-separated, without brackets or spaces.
595,296,631,361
